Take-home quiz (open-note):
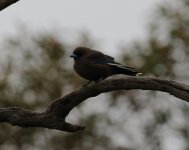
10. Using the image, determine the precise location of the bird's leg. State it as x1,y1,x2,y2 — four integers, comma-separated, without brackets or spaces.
94,77,104,84
82,77,104,87
82,80,92,87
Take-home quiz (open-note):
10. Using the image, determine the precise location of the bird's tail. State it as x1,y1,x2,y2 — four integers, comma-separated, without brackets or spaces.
107,63,142,76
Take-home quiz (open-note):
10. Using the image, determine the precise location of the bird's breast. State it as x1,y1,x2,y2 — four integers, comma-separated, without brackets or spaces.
73,61,111,81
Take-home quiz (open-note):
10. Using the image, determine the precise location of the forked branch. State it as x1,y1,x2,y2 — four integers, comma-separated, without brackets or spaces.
0,76,189,132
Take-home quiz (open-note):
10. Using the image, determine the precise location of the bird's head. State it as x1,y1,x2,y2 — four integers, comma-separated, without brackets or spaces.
70,47,90,61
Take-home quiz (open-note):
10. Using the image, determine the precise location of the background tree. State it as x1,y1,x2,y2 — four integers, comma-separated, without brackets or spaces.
119,1,189,149
0,0,188,150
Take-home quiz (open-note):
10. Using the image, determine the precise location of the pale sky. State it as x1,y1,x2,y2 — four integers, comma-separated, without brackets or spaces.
0,0,166,54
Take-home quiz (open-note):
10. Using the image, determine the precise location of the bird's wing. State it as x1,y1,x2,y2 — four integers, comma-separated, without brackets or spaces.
86,51,115,64
107,62,137,71
104,55,115,63
86,51,136,71
104,55,137,71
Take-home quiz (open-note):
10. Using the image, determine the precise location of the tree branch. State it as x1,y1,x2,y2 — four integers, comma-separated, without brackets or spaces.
0,0,19,11
0,76,189,132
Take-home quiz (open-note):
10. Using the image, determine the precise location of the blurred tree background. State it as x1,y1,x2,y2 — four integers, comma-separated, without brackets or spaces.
0,0,189,150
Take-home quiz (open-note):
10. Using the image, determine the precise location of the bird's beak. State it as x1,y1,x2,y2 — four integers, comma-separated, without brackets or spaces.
70,54,77,58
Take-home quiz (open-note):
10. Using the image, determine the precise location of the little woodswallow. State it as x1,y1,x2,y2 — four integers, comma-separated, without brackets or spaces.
70,47,142,82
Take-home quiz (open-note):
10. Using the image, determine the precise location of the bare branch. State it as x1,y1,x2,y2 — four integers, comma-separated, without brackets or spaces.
0,0,19,11
0,76,189,132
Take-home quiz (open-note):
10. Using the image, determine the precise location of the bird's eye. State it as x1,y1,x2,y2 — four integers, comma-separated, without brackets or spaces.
75,52,83,57
72,48,87,59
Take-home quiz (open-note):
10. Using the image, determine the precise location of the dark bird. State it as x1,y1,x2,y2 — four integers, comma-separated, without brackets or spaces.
70,47,142,83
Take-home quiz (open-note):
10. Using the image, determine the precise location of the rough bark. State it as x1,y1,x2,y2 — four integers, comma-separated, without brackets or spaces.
0,0,19,11
0,76,189,132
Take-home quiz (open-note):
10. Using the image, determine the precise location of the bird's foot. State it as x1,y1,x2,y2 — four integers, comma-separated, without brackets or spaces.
82,81,92,87
94,77,104,84
82,78,104,87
